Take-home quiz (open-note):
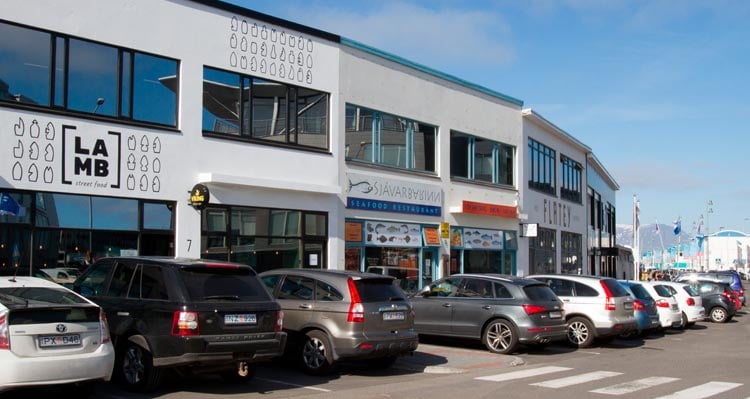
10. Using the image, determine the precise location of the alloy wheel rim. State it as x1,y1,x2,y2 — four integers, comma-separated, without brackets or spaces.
569,321,588,344
302,337,327,369
486,323,511,350
123,346,145,384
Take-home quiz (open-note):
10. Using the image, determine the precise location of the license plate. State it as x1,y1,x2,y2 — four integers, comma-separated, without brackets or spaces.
549,311,562,319
624,302,634,310
224,314,256,325
38,334,81,348
383,311,405,321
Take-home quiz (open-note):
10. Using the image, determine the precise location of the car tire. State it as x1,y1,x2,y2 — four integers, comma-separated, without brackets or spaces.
709,306,728,323
679,312,688,329
119,342,163,392
567,317,595,348
300,330,334,375
220,361,256,383
482,319,519,354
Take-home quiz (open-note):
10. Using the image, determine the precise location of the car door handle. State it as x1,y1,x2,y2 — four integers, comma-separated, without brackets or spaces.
298,304,312,309
116,312,130,316
442,303,452,308
482,305,492,310
562,299,571,302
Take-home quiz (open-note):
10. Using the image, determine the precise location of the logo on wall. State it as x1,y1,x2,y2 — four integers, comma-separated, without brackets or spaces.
62,125,121,188
188,184,210,210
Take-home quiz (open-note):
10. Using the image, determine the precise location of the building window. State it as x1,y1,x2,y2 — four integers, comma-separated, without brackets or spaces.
529,227,556,274
528,138,556,195
561,231,582,274
202,66,329,151
560,155,582,203
450,131,514,186
345,104,436,173
0,20,178,127
201,205,327,272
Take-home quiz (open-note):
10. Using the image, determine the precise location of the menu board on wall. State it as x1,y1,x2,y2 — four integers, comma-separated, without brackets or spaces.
462,228,503,250
345,222,363,242
364,221,422,247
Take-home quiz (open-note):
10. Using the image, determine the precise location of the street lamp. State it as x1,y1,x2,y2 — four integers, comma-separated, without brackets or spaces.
706,200,713,271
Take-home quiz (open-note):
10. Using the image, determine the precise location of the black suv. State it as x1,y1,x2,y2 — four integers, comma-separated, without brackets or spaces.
74,257,287,391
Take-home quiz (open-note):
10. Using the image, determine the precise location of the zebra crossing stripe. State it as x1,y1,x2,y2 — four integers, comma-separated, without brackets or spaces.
590,376,680,395
475,366,572,382
651,381,743,399
531,371,622,388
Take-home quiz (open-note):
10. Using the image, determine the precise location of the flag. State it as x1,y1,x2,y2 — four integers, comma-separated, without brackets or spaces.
0,192,22,216
655,223,660,234
673,217,681,235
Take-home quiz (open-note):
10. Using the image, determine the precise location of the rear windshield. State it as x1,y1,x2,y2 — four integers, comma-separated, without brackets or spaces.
523,285,559,301
682,285,699,296
601,279,630,297
0,286,88,307
354,278,406,302
180,267,271,301
9,307,99,324
652,285,672,297
628,284,652,301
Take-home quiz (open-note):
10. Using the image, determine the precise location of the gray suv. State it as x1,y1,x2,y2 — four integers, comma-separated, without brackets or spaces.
529,274,638,347
259,269,418,375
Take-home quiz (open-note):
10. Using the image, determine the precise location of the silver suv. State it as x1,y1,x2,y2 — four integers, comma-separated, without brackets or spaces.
529,274,638,347
259,269,418,375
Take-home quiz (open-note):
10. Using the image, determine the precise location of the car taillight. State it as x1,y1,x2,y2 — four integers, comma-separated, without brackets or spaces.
99,309,111,344
275,310,284,332
172,311,200,336
655,299,669,308
686,297,695,306
722,291,732,301
346,278,364,323
633,300,645,311
0,310,8,350
599,281,616,311
522,304,548,315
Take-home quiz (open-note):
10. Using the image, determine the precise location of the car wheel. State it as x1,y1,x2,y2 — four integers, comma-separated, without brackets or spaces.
220,361,256,383
567,317,595,348
679,312,688,329
482,319,519,354
709,307,728,323
300,330,334,375
119,342,163,392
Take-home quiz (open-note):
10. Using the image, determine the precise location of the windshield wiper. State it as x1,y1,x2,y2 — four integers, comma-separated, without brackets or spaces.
203,295,240,301
389,296,405,301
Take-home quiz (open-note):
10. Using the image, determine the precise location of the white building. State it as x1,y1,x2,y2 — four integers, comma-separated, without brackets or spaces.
0,0,618,284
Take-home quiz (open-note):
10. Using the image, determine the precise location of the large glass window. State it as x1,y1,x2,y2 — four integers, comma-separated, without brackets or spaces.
530,227,556,274
560,155,583,203
201,206,327,273
450,131,515,186
561,231,582,274
202,66,329,150
0,190,174,272
345,104,436,173
528,138,556,195
0,20,179,128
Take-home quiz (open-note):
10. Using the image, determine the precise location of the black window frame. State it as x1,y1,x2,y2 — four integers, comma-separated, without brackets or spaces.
560,154,582,203
528,138,556,196
450,130,515,187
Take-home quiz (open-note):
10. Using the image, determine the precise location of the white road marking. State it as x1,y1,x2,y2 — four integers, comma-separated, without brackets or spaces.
255,377,332,392
590,376,680,395
652,381,743,399
531,370,622,388
475,366,572,382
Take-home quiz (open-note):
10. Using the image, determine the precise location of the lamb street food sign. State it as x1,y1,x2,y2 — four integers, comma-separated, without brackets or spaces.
346,173,442,216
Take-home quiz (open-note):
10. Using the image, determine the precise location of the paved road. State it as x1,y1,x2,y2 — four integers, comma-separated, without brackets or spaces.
6,309,749,398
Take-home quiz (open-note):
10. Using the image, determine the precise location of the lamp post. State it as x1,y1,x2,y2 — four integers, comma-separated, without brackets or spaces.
706,200,713,271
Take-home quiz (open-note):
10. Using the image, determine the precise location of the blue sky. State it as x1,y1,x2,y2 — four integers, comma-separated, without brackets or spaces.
229,0,750,235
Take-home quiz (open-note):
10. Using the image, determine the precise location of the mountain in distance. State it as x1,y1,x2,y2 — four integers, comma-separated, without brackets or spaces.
616,223,694,251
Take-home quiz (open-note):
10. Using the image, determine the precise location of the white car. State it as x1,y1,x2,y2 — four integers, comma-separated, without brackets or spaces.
650,281,705,328
0,276,115,393
641,281,683,329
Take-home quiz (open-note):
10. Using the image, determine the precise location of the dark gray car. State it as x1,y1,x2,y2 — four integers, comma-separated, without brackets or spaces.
259,269,418,375
409,274,567,354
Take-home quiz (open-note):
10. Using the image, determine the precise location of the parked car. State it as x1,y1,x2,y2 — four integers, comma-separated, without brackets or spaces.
528,274,637,348
259,269,418,375
676,271,744,306
682,280,737,323
74,257,287,392
640,281,683,330
0,275,115,393
617,280,660,337
409,274,567,354
650,281,705,328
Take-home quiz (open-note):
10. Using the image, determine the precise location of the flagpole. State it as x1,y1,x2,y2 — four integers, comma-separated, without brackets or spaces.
633,195,640,281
